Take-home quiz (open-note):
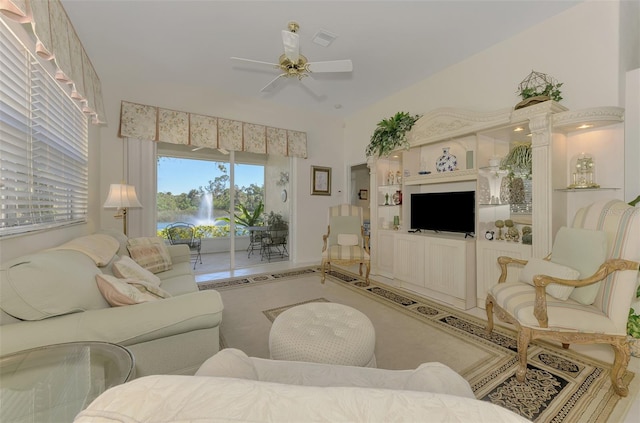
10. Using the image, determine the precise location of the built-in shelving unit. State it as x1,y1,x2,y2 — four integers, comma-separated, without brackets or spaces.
368,102,625,310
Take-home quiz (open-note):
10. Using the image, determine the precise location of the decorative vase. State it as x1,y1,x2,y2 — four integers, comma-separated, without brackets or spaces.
392,190,402,205
510,177,525,204
499,178,511,204
436,147,457,172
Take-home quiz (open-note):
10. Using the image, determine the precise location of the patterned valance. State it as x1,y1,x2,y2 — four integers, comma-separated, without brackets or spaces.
118,101,308,159
0,0,106,125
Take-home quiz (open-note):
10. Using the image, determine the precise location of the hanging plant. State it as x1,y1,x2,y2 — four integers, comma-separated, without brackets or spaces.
500,142,532,180
365,111,422,157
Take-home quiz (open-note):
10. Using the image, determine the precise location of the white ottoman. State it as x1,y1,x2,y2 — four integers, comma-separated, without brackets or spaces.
269,302,377,367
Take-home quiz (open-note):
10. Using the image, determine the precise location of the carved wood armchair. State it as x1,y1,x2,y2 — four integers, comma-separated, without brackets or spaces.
486,199,640,396
321,204,370,285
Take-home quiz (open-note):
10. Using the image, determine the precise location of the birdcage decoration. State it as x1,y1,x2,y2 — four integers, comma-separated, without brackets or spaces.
515,70,563,109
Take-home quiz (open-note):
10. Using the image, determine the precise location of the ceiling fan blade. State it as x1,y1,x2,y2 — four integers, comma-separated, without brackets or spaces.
231,57,279,69
260,74,286,93
307,59,353,73
300,76,323,97
281,30,299,62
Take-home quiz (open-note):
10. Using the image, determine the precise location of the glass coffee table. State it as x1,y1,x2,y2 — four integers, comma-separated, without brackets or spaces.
0,341,134,422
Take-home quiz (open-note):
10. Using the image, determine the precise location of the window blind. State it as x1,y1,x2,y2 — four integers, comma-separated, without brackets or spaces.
0,22,88,236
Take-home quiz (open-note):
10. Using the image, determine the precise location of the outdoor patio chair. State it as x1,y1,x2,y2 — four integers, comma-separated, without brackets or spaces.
261,227,288,262
166,222,202,269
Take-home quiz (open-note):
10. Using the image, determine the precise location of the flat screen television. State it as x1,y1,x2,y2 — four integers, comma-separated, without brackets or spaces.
410,191,475,235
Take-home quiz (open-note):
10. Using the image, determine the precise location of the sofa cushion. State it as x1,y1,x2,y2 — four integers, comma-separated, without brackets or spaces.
129,279,173,299
113,255,162,287
337,233,359,246
551,227,607,305
0,250,109,321
195,348,259,380
127,237,173,274
49,234,119,266
96,274,162,306
519,258,579,300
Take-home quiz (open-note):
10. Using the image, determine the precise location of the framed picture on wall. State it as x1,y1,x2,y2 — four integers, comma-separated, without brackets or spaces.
358,189,368,200
311,166,331,196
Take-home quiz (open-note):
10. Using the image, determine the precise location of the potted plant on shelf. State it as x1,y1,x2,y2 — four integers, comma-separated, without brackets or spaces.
499,142,532,205
515,70,563,110
365,111,422,157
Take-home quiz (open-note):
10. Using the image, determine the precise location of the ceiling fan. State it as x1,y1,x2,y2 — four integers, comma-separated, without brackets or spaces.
231,21,353,95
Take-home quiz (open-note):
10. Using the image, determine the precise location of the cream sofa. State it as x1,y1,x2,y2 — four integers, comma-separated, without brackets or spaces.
0,231,224,377
75,348,529,422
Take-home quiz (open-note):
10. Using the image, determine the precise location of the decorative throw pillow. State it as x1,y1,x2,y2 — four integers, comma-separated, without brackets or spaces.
337,233,359,246
127,237,172,274
519,258,580,300
128,279,172,299
551,227,608,305
112,255,162,287
195,348,258,380
96,274,159,307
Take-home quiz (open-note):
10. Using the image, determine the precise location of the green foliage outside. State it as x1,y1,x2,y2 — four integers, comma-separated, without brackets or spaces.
157,160,264,238
217,202,264,228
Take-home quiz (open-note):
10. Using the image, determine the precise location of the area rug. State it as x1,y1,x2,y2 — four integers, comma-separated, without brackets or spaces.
263,298,329,322
199,267,636,423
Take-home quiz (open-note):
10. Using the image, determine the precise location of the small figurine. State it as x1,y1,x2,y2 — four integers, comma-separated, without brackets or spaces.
522,226,532,245
495,220,505,240
504,219,518,242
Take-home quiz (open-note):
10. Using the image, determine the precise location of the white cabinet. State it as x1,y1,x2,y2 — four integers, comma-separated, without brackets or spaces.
393,233,424,285
376,230,395,278
394,233,476,310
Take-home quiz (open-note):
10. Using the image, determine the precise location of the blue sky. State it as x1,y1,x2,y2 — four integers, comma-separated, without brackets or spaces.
157,157,264,194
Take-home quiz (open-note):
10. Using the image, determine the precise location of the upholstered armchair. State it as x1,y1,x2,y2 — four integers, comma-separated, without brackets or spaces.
321,204,370,285
486,199,639,397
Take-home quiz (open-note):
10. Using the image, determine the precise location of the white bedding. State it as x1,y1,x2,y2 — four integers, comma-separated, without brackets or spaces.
75,375,530,423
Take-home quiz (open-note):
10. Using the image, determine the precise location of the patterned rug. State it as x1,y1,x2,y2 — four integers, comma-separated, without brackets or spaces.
199,267,635,422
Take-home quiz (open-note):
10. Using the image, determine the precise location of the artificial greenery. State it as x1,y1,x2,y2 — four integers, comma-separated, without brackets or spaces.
516,70,563,102
365,111,421,157
500,142,532,180
519,83,563,102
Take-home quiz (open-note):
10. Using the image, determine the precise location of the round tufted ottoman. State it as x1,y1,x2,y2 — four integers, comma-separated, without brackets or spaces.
269,302,376,367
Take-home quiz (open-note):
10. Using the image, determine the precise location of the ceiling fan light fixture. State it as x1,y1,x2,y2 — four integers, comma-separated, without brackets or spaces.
313,29,337,47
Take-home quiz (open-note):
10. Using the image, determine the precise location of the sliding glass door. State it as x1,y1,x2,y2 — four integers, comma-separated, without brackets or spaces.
156,143,289,273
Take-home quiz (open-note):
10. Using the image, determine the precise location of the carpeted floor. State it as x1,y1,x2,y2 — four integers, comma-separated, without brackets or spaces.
199,266,637,423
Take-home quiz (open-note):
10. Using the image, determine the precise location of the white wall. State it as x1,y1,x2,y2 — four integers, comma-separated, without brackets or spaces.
343,1,623,165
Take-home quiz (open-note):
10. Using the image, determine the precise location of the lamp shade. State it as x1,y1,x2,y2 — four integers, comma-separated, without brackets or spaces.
103,184,142,209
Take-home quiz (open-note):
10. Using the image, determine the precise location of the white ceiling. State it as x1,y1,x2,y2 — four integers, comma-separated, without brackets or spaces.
61,0,582,118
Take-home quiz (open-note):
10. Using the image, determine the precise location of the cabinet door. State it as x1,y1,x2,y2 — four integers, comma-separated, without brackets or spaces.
376,230,395,277
476,240,532,308
394,234,424,286
424,237,472,299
